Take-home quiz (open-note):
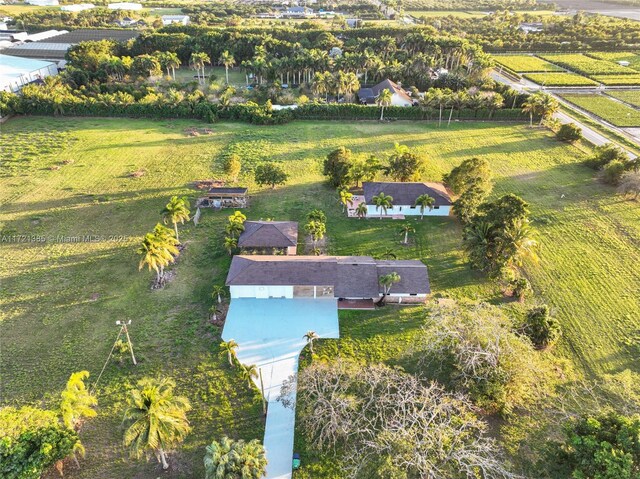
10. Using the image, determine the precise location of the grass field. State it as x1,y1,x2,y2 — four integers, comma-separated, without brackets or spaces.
1,117,639,478
540,53,637,77
606,90,640,108
560,93,640,127
494,55,565,73
523,72,599,86
0,4,51,15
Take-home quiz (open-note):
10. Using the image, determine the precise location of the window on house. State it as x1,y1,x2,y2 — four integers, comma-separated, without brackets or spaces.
410,293,417,296
434,206,440,209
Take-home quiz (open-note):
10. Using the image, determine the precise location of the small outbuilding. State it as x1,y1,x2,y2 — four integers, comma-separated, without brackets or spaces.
201,187,248,209
161,15,190,25
238,221,298,255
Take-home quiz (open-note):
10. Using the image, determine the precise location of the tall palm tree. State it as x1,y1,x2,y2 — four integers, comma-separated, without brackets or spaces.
165,52,181,81
399,222,415,245
355,202,368,219
224,236,237,256
339,189,354,212
378,272,401,305
190,52,210,86
122,377,191,470
376,88,393,121
447,91,469,127
60,370,97,431
342,72,360,102
303,331,319,354
204,437,267,479
211,285,225,304
372,192,393,219
414,194,435,219
162,196,190,242
220,339,239,366
138,225,179,285
219,50,235,84
239,364,258,387
503,219,539,266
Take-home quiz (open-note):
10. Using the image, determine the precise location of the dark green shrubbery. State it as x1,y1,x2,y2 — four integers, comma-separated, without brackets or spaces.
556,122,583,142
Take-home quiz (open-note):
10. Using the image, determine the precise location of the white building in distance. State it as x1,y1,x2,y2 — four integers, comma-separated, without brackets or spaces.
60,3,95,12
161,14,189,25
108,2,142,11
25,0,59,5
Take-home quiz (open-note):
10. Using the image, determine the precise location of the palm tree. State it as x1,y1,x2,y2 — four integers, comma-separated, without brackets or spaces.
414,194,435,219
376,88,393,121
379,247,397,260
162,196,190,242
220,339,239,366
303,331,319,354
211,285,225,304
378,272,401,305
228,210,246,225
138,225,179,285
339,189,354,212
224,236,237,256
204,437,267,479
190,52,210,86
165,52,181,81
122,377,191,470
372,192,393,219
503,219,539,266
60,371,97,431
399,222,415,245
305,220,326,248
226,221,244,238
342,72,360,102
522,94,539,128
355,202,368,219
219,50,235,84
239,364,258,387
447,91,469,127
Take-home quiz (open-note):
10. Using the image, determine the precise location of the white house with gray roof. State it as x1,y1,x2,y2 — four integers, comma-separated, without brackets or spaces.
363,181,453,217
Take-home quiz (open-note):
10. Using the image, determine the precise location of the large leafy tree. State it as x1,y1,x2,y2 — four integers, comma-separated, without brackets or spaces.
60,371,97,431
386,143,424,182
203,437,267,479
254,162,288,189
122,377,191,470
162,196,190,242
323,146,353,188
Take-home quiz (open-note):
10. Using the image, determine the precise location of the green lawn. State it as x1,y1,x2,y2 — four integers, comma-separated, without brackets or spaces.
1,117,639,478
560,93,640,127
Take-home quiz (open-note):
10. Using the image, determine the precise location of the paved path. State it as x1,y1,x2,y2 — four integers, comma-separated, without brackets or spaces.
222,298,340,479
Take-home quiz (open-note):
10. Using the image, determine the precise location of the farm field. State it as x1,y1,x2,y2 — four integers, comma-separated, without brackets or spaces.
592,74,640,86
0,4,50,15
606,90,640,108
587,52,640,71
540,53,636,76
560,93,640,126
494,54,565,73
523,72,599,86
1,117,639,478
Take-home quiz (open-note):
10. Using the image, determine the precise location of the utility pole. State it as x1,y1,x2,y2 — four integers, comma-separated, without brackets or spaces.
116,320,137,366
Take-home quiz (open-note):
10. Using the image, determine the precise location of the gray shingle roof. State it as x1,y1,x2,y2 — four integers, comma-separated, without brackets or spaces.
238,221,298,248
358,79,412,103
363,182,452,207
226,255,430,297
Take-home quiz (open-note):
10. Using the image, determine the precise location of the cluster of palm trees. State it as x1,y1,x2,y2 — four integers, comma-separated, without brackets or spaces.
204,436,267,479
521,91,560,127
190,52,211,86
419,88,507,126
311,71,361,102
138,196,190,287
224,210,246,255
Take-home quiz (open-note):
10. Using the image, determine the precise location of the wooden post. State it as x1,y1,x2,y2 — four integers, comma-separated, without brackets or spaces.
122,323,137,366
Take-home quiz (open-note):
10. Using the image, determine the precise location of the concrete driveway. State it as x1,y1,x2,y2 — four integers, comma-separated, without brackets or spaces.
222,298,340,479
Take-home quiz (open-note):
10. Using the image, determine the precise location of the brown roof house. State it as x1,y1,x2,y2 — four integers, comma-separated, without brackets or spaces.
226,255,430,304
238,221,298,255
363,181,452,218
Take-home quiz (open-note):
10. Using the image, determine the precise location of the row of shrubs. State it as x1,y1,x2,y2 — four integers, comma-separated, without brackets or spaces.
1,92,531,125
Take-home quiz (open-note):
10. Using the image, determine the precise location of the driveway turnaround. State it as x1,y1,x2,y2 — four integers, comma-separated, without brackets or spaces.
222,298,340,479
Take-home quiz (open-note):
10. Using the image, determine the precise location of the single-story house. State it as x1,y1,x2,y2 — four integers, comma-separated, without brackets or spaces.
60,3,95,12
238,221,298,255
284,6,314,17
161,15,189,26
518,22,543,33
226,255,430,303
363,181,452,217
200,187,248,209
358,79,413,107
26,0,59,5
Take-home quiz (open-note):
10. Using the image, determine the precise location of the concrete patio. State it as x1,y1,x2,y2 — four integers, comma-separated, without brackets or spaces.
221,298,340,479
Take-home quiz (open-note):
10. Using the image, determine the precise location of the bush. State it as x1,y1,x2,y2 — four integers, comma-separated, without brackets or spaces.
557,123,583,142
585,143,628,169
522,305,561,349
602,159,627,185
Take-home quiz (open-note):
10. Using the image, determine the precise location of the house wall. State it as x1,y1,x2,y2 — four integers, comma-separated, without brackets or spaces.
383,293,427,304
391,93,412,107
366,205,451,217
230,285,294,299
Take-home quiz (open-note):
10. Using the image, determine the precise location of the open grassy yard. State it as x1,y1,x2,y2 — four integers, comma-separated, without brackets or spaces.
560,93,640,127
1,117,639,477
